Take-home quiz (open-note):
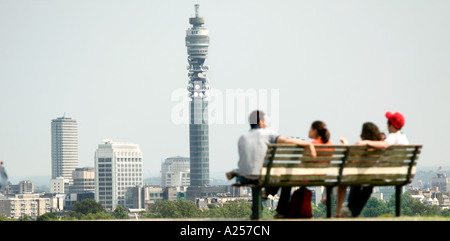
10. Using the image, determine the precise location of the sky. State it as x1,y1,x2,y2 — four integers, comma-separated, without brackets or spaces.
1,0,450,180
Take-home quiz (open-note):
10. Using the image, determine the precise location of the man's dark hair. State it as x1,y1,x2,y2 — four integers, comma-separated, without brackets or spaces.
249,110,266,129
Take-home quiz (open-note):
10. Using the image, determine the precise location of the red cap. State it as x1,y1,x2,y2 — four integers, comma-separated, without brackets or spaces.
385,111,405,129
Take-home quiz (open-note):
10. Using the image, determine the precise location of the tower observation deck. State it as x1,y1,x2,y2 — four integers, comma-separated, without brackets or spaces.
186,4,210,186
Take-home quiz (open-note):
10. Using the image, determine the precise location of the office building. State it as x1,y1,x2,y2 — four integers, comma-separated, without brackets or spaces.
432,173,450,192
161,156,190,187
186,4,210,186
94,140,143,211
71,167,95,194
186,186,240,201
50,177,68,194
51,116,78,184
125,185,164,210
19,180,34,194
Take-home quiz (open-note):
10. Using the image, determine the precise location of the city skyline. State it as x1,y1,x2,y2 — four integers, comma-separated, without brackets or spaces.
1,1,450,180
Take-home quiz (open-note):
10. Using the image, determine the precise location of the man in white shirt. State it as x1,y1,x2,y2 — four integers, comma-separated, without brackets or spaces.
384,111,409,145
359,111,409,148
237,110,316,179
235,110,316,218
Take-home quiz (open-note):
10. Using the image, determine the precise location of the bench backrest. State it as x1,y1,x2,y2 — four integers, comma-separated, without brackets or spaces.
260,144,422,187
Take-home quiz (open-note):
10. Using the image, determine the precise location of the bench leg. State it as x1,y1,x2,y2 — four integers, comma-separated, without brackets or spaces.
395,185,402,217
251,187,262,219
326,187,332,218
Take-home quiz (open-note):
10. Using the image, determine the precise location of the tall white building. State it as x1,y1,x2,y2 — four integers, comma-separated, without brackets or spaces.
94,140,143,211
161,156,190,187
51,116,78,184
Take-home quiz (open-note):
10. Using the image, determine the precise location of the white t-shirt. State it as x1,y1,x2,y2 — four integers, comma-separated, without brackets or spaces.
237,128,279,179
385,132,409,145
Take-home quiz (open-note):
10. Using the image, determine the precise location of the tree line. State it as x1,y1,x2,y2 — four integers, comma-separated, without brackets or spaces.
1,192,449,221
0,198,264,221
313,192,450,218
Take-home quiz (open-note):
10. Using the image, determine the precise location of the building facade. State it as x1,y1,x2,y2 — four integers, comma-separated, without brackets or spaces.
51,116,78,184
71,167,95,194
0,194,50,219
19,180,34,194
186,4,210,186
432,173,450,192
94,140,143,211
125,185,164,210
161,156,190,187
50,177,68,194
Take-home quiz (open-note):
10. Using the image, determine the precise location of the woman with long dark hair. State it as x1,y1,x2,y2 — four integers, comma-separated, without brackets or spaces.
309,120,332,145
337,122,383,217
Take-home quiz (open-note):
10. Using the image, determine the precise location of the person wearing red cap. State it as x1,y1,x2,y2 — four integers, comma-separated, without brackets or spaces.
384,111,409,145
357,111,409,148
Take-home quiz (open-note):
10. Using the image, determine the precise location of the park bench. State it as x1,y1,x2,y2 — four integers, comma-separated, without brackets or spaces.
232,143,422,219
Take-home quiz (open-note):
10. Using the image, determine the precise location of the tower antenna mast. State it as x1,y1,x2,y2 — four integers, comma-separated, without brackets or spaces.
195,3,199,18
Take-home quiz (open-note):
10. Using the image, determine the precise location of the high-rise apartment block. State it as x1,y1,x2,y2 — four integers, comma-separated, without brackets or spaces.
94,140,143,211
51,116,78,184
161,156,190,187
0,194,50,219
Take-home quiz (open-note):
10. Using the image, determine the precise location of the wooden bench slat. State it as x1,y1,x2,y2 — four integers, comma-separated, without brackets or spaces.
262,167,340,176
347,150,420,156
344,162,416,168
341,166,415,176
340,175,409,181
265,182,338,188
270,150,347,155
267,176,339,182
266,156,345,162
339,180,412,186
269,163,343,168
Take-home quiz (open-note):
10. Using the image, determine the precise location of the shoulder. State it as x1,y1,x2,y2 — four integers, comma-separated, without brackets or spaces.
311,138,333,145
258,128,280,143
263,128,279,135
385,132,409,145
311,139,322,144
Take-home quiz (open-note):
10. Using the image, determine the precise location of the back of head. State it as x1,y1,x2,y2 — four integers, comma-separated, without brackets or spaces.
311,120,330,143
361,122,383,141
385,111,405,130
249,110,266,129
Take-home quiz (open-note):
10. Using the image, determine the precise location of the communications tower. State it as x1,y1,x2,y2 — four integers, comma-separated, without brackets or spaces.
186,4,210,186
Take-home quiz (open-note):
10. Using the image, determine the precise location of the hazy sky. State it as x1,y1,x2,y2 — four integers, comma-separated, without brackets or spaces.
1,0,449,179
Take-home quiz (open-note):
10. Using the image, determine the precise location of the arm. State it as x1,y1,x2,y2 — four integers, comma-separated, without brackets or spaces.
357,140,390,149
276,136,317,158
